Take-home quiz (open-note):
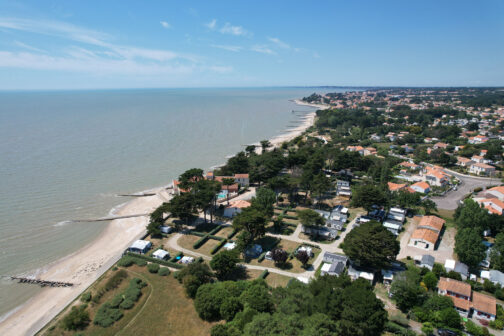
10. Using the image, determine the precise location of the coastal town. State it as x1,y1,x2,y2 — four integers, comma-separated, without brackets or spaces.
25,87,504,336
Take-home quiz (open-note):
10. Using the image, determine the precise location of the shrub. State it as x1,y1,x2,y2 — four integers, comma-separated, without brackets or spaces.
259,269,269,279
119,299,135,310
80,292,92,303
61,305,90,330
109,294,124,308
118,256,135,267
489,319,504,330
104,269,128,291
93,303,123,328
474,187,483,193
211,239,228,255
147,263,160,273
158,267,170,276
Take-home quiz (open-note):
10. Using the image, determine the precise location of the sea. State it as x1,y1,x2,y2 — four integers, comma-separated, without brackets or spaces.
0,87,343,320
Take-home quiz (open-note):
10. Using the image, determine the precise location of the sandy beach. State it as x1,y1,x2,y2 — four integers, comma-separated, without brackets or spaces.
0,190,169,336
0,99,318,336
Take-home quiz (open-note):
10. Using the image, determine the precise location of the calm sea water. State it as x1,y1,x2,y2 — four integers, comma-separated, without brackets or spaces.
0,88,340,319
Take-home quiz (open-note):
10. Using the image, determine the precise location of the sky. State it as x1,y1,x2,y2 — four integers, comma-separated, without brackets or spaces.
0,0,503,90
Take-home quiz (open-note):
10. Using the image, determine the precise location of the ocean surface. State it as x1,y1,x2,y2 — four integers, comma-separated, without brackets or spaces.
0,88,340,319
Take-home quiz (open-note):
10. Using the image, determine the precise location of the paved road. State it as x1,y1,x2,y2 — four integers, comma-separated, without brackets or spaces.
389,152,498,210
431,171,498,210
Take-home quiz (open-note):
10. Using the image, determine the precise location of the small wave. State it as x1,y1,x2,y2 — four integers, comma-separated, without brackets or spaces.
53,220,72,227
108,201,129,216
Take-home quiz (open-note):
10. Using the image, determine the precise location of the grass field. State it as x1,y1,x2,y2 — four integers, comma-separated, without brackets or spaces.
40,265,215,336
213,226,234,238
177,234,221,256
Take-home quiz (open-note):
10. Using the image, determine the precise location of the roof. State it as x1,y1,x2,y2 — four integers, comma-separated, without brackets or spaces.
411,228,440,244
438,277,471,297
411,181,430,190
473,163,495,169
418,216,445,232
420,254,435,266
472,292,497,316
457,156,472,163
153,249,170,259
388,182,407,192
227,200,251,209
130,240,151,250
234,173,249,178
489,186,504,195
449,296,471,311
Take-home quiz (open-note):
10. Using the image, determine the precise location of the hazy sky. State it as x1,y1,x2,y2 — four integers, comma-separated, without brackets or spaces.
0,0,503,89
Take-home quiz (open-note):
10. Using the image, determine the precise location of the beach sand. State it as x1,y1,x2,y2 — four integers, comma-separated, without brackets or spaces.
0,99,320,336
0,191,168,336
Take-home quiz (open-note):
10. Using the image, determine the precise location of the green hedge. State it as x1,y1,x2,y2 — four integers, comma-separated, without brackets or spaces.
190,231,207,237
227,228,238,239
208,235,225,241
193,236,209,249
124,252,183,269
258,252,267,262
208,226,222,235
283,215,298,220
169,252,183,263
259,269,269,279
195,256,203,263
211,239,228,255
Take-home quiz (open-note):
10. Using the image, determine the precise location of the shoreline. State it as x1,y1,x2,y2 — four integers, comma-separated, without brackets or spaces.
0,99,318,336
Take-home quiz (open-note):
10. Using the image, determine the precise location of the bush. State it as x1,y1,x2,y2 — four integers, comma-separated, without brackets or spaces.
474,187,483,193
158,267,170,276
104,269,128,291
109,294,124,308
119,299,135,310
489,319,504,330
211,239,228,255
124,252,183,269
93,303,123,328
259,269,269,279
227,228,238,239
148,263,160,273
80,292,92,303
118,256,135,267
61,305,90,330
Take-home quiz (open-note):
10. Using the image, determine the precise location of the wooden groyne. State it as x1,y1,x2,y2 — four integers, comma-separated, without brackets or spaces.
117,193,156,197
70,213,149,223
10,277,75,288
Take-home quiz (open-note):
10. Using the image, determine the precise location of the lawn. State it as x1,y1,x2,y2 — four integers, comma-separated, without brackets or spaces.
213,226,234,238
298,232,333,244
177,234,221,256
41,265,215,336
245,269,293,288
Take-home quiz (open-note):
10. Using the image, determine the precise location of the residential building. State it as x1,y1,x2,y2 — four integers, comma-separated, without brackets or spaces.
410,181,431,193
408,215,445,251
487,186,504,201
481,270,504,287
321,261,345,277
223,200,251,218
128,240,152,254
152,249,170,260
476,198,504,215
414,254,435,270
388,182,407,192
456,156,474,167
469,163,496,176
444,259,469,280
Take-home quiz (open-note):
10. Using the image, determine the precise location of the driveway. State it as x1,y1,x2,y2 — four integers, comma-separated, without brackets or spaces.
397,218,455,264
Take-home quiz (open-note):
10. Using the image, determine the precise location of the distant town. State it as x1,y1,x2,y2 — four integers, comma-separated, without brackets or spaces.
41,87,504,336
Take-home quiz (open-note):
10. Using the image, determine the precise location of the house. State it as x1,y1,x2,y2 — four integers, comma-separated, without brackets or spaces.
476,198,504,215
456,156,474,167
152,249,170,260
471,155,485,163
408,216,445,251
322,252,349,265
470,163,496,176
223,200,251,218
363,147,377,156
383,219,403,235
481,270,504,287
468,135,489,144
207,172,250,187
487,186,504,201
302,226,337,240
433,142,448,150
414,254,435,270
348,265,375,282
399,161,421,171
128,240,152,254
410,181,431,194
388,182,407,192
423,167,449,186
401,144,414,153
296,246,314,258
321,261,346,277
370,134,381,142
472,292,497,321
346,145,364,155
160,226,173,234
437,277,472,316
444,259,469,280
